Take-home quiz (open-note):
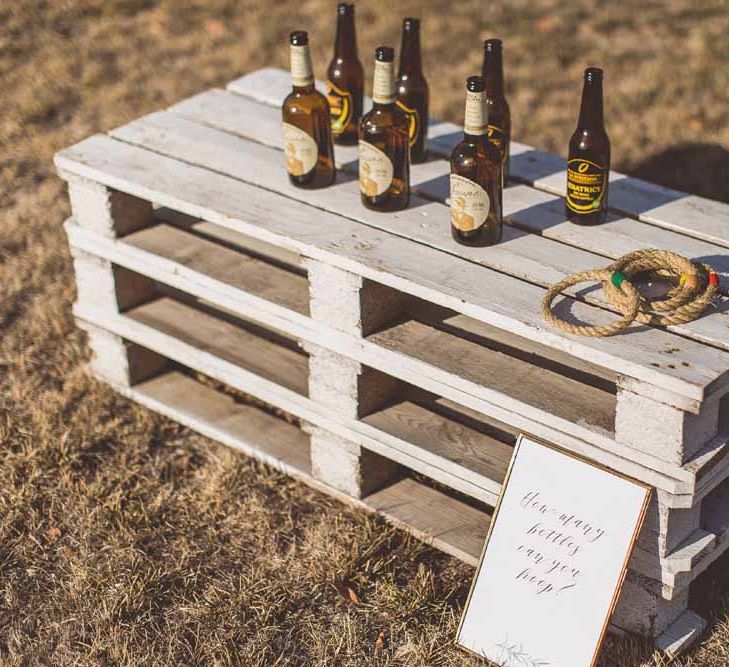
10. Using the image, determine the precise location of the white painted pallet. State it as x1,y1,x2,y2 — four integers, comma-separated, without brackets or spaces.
55,68,729,654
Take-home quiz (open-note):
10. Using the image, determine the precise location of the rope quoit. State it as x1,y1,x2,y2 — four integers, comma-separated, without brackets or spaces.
542,249,720,337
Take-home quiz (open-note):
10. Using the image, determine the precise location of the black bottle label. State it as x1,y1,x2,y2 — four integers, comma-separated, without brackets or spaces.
396,99,419,147
327,81,354,136
566,158,607,214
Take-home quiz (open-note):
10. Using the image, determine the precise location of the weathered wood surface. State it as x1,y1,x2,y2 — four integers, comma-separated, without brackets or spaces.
123,370,312,476
227,67,729,250
108,110,729,363
66,220,709,498
55,136,729,407
129,297,310,395
105,368,494,565
74,297,506,504
362,400,513,486
173,87,729,298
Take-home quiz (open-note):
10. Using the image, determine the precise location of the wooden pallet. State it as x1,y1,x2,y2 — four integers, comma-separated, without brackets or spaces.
55,67,729,655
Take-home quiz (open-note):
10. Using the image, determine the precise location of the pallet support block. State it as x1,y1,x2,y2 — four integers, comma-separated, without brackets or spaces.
637,492,703,558
304,259,405,498
615,389,721,465
613,570,693,638
65,174,153,238
306,425,399,499
81,323,167,387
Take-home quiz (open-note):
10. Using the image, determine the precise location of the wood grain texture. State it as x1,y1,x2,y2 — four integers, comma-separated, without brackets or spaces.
128,297,309,395
74,298,506,503
227,67,729,249
127,223,309,315
369,319,616,435
363,400,513,485
119,370,312,475
164,93,729,342
101,111,729,386
65,219,709,496
364,476,490,565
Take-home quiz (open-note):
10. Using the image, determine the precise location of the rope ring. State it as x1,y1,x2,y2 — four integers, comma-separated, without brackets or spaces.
542,269,641,337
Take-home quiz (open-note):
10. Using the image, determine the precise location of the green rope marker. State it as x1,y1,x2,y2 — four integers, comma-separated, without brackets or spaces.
611,271,628,289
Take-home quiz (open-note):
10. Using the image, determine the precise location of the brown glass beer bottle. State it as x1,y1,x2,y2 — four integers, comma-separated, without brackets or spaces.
396,17,429,163
359,46,410,211
481,38,511,178
566,67,610,225
282,31,336,189
326,3,364,145
450,76,502,246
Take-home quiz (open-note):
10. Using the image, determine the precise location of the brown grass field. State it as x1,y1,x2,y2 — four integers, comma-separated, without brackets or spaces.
2,1,729,665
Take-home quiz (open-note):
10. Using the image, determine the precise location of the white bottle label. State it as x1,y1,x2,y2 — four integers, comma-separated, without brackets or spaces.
464,90,488,135
372,59,396,104
359,141,394,196
290,44,314,87
283,122,318,176
450,174,490,231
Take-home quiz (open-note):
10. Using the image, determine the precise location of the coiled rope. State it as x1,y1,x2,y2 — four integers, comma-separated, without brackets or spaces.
542,249,720,337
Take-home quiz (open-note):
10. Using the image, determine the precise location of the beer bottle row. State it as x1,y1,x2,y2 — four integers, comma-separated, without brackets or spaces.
281,4,610,250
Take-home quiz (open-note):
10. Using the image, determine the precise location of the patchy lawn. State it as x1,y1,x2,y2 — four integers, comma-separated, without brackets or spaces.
1,1,728,664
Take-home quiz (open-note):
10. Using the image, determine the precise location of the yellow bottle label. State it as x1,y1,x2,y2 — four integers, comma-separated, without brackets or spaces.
327,81,353,135
487,124,509,164
566,158,606,213
396,99,419,147
359,141,394,196
450,174,490,231
290,44,314,87
283,122,318,176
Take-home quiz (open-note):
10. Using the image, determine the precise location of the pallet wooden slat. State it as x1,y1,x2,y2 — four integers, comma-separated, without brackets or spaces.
74,297,508,504
172,87,729,294
66,220,709,497
117,369,492,564
226,67,729,250
128,296,310,396
56,137,729,406
104,111,729,382
164,94,729,348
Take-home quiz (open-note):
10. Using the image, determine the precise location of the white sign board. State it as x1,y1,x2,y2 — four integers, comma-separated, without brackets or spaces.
457,434,651,667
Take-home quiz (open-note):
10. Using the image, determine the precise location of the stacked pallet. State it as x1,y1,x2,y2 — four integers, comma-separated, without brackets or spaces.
55,68,729,655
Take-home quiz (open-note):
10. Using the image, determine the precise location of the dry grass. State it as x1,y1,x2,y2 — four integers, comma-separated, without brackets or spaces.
1,1,729,664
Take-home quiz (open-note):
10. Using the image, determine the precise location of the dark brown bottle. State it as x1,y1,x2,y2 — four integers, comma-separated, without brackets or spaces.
481,38,511,178
396,17,429,163
282,31,336,189
450,76,502,246
326,3,364,145
359,46,410,211
566,67,610,225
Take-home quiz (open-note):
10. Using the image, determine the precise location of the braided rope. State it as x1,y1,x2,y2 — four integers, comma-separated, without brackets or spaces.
542,269,641,337
542,249,719,337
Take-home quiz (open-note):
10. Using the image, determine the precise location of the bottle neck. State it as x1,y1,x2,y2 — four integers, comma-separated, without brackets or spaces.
577,77,604,129
334,12,357,60
482,47,504,97
463,89,489,137
372,60,396,105
399,27,422,76
290,44,314,89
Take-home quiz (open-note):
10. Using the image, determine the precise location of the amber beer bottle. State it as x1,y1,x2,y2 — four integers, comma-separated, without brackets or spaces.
396,18,429,163
450,76,502,246
282,31,336,189
481,38,511,178
566,67,610,225
326,3,364,145
359,46,410,211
